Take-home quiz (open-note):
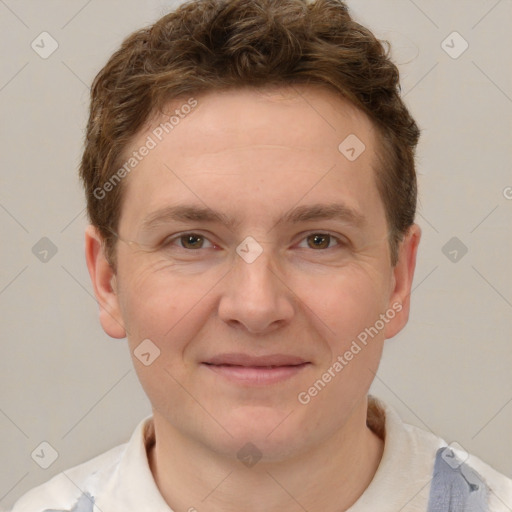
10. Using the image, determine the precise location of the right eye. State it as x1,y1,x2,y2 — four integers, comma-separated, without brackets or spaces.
161,232,217,251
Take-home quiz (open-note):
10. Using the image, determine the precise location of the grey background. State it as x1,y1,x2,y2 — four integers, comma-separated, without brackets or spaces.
1,0,511,509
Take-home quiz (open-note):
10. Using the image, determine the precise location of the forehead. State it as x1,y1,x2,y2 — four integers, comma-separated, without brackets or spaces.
118,84,382,231
154,85,375,155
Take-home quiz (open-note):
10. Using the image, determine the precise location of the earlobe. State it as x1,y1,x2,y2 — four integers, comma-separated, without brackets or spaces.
384,224,421,340
84,225,127,339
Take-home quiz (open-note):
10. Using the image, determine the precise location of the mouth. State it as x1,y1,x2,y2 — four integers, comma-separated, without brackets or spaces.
202,353,311,386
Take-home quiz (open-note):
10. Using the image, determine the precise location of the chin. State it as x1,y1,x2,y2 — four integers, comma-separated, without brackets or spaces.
210,406,309,460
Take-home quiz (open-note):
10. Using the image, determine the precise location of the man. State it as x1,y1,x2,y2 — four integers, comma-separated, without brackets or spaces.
10,0,512,511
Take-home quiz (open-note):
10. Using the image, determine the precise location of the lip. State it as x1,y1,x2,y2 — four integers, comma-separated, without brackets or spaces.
205,353,307,367
202,353,310,386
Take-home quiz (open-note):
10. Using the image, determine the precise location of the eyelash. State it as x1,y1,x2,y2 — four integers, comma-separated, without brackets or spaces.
160,232,346,252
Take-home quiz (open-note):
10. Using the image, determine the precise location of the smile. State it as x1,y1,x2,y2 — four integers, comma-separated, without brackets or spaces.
202,353,310,385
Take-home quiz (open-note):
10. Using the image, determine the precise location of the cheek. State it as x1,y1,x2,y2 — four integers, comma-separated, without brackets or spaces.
302,263,391,344
117,269,209,404
294,269,388,429
117,259,226,358
116,263,183,343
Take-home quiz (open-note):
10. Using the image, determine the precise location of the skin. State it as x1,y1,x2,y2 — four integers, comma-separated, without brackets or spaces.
85,84,420,512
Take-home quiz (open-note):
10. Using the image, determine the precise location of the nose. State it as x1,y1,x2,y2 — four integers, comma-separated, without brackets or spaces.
217,243,295,334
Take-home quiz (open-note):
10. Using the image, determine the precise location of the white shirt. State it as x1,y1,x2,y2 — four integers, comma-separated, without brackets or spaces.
9,397,512,511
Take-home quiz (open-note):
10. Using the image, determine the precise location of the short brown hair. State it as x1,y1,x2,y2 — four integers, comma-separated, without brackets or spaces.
80,0,420,267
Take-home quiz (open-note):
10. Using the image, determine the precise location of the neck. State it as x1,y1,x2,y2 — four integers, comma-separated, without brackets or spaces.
148,397,384,512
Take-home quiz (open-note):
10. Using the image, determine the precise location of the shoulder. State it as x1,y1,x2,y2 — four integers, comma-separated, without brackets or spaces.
403,419,512,509
9,415,173,512
9,443,126,512
371,396,512,511
8,415,156,512
446,445,512,511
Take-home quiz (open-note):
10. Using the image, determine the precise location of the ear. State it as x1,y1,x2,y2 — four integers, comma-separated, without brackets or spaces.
84,225,126,339
384,224,421,339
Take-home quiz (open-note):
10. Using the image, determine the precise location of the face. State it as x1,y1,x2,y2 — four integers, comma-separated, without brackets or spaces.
86,85,420,461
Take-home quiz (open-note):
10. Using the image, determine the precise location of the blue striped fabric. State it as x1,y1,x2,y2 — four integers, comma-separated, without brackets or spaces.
427,447,488,512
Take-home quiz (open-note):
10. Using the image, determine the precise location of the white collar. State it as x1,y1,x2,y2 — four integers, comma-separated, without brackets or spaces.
94,396,442,512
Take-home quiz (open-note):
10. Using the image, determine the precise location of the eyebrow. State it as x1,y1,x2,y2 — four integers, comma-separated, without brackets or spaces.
280,203,365,228
140,202,365,232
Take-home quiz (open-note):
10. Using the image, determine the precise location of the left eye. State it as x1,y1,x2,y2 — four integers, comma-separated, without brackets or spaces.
298,233,342,250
